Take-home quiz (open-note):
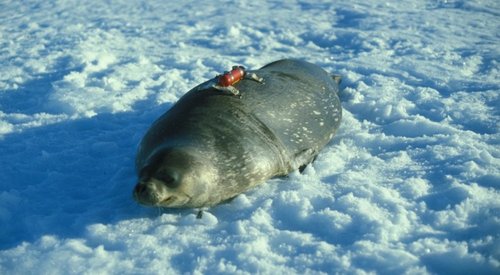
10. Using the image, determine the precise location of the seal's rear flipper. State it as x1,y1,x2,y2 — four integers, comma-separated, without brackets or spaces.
331,75,342,84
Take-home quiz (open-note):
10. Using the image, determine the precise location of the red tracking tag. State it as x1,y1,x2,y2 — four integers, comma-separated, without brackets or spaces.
218,66,245,87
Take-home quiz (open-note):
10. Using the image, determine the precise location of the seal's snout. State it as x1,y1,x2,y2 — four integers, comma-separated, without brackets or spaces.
134,183,146,196
133,178,191,208
133,182,151,205
133,180,164,206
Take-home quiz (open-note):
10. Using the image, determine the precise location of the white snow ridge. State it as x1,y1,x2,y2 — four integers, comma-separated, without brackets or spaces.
0,0,499,274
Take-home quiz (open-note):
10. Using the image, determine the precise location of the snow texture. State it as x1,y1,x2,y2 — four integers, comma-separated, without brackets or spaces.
1,0,499,274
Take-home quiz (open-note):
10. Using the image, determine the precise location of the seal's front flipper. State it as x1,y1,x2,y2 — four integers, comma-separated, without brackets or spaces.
196,210,203,219
298,155,318,173
292,148,316,172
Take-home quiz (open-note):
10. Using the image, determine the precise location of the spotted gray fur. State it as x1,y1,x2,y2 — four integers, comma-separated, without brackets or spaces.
133,59,342,208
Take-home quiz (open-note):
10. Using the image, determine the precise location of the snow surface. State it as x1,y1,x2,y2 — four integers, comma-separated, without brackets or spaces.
1,0,499,274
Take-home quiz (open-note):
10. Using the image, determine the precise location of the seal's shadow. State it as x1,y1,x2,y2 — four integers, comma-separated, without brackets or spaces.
0,107,173,249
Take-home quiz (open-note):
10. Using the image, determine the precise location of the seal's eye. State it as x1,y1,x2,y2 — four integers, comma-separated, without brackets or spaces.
154,169,179,188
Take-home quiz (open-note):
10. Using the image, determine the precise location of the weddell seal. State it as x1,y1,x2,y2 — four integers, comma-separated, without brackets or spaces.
133,59,342,208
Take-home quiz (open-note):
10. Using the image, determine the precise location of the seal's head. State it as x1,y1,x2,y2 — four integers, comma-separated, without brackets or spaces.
133,148,217,208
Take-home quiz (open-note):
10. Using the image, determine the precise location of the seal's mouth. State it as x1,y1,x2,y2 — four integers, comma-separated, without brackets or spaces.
133,180,194,207
160,196,174,204
133,182,170,206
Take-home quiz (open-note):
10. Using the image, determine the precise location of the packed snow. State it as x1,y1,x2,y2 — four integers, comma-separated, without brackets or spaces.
1,0,499,274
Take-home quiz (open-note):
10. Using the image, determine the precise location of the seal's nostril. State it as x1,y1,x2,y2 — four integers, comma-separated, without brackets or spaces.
134,184,146,194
